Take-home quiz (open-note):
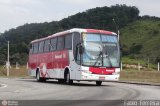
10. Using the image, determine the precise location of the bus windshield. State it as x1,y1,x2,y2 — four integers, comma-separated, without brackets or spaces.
82,33,120,67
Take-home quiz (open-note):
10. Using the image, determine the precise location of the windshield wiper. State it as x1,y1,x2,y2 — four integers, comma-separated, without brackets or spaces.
93,46,112,67
93,51,103,66
104,47,113,68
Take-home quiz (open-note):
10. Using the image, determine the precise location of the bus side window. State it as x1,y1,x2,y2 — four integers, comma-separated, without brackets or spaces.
64,34,72,49
33,42,39,54
73,32,81,62
50,37,57,51
29,44,33,54
44,39,50,52
57,36,64,50
39,41,44,53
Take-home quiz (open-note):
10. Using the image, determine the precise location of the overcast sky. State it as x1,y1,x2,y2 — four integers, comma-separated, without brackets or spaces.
0,0,159,33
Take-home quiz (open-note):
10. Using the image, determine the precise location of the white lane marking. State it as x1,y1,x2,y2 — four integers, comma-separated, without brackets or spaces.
13,89,26,93
0,84,8,88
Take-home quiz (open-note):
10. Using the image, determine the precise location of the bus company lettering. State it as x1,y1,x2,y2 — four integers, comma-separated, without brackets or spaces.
106,69,114,72
55,54,62,59
55,53,66,59
63,53,66,58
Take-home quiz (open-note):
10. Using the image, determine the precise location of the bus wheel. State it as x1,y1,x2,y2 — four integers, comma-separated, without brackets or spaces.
58,79,65,83
66,72,73,85
96,81,102,86
36,70,46,82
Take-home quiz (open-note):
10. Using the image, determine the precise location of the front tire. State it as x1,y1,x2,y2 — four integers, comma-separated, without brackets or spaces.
66,72,73,85
36,70,46,82
58,79,65,83
96,81,102,86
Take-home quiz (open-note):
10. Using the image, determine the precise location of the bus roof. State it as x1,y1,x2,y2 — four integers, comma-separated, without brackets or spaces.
31,28,117,43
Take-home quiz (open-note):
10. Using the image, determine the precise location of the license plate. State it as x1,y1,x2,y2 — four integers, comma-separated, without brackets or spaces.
99,76,105,80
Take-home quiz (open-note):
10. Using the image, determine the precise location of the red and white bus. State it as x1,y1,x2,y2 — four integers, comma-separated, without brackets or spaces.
28,28,121,86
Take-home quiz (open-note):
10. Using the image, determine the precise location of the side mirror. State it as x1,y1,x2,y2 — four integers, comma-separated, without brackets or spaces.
77,43,84,54
120,46,123,51
79,45,83,54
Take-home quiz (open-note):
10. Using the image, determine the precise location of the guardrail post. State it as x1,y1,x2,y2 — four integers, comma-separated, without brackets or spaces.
7,41,10,77
138,62,140,71
16,62,19,69
158,62,159,71
26,62,28,69
121,61,123,71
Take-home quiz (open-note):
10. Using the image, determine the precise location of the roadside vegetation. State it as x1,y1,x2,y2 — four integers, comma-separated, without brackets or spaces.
120,19,160,64
120,57,160,83
122,57,157,70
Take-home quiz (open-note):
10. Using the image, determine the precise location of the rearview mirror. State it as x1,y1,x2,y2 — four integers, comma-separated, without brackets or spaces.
77,43,84,54
79,45,83,54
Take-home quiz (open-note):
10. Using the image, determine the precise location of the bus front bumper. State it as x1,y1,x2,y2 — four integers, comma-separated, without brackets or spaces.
81,72,120,81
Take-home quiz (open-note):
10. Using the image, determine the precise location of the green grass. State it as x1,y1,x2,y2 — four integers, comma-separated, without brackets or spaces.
120,19,160,61
121,57,159,84
122,57,157,69
122,57,146,65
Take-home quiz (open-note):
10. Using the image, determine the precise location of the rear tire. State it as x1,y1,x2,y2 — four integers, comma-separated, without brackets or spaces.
58,79,65,83
66,72,73,85
96,81,102,86
36,70,46,82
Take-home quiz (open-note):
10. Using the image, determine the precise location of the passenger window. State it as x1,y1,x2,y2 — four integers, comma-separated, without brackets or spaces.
29,44,33,54
50,37,57,51
57,36,64,50
33,42,39,54
39,41,44,53
65,34,72,49
44,39,50,52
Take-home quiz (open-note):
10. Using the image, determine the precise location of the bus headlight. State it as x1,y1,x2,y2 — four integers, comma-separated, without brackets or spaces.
81,66,91,74
112,68,120,75
83,70,92,74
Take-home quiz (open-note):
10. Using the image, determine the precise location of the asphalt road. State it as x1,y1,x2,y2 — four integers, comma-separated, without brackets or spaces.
0,78,160,106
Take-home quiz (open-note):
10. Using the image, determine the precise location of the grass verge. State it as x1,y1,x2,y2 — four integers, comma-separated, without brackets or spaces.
120,69,160,83
0,66,160,84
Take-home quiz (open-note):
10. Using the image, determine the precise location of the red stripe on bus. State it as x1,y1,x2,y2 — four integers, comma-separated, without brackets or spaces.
89,67,115,75
86,29,113,35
